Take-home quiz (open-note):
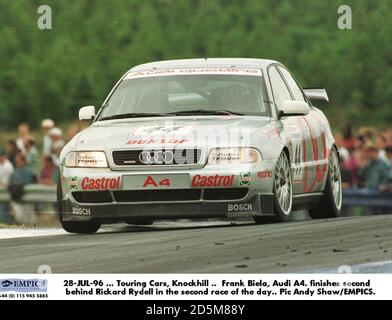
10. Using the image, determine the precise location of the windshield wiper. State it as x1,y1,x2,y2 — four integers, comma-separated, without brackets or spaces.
167,109,245,116
99,112,167,121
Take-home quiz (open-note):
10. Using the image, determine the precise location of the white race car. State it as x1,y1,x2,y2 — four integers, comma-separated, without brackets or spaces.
58,58,342,233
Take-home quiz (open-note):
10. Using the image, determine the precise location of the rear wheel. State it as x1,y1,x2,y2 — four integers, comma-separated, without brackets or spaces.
254,151,293,224
57,180,101,234
309,147,342,219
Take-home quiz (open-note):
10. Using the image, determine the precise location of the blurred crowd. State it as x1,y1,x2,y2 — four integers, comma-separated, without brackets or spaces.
336,125,392,192
0,120,81,224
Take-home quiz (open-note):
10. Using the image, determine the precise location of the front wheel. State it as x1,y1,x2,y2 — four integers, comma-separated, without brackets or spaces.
254,151,293,224
309,147,342,219
57,180,101,234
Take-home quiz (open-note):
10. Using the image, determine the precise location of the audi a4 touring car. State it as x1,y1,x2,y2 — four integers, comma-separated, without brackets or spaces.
57,58,342,233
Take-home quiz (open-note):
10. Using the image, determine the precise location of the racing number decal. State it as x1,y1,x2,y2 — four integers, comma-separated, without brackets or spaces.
300,115,328,193
293,144,302,181
285,122,303,182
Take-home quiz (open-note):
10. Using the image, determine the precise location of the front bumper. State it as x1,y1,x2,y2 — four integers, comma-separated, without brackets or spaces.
60,161,276,222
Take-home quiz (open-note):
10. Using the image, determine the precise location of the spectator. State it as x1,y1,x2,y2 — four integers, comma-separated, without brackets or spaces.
49,127,64,165
25,137,40,180
358,127,376,143
0,149,14,223
6,139,19,167
39,156,59,186
375,133,389,163
8,154,35,224
8,153,34,199
379,147,392,193
0,148,14,187
339,156,353,189
41,118,55,156
341,124,356,150
16,122,30,155
357,144,390,190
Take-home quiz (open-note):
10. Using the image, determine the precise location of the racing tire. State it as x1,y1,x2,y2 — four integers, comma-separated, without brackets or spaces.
255,151,293,224
309,147,342,219
57,180,101,234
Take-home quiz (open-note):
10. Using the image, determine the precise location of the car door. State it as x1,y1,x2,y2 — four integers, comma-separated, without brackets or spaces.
277,65,328,193
268,65,312,195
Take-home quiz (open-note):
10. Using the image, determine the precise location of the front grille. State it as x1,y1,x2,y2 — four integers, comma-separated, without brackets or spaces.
203,188,249,200
72,191,112,203
72,188,250,204
112,149,202,166
113,189,202,202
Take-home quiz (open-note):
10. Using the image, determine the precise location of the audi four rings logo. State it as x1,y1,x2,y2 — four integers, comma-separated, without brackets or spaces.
139,150,175,164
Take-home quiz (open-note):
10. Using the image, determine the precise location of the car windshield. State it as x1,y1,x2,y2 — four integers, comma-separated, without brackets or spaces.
97,74,271,120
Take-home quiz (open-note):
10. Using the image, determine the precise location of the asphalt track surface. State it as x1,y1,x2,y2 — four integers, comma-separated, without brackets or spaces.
0,215,391,273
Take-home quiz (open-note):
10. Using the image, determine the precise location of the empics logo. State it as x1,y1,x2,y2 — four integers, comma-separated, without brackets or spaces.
0,279,48,292
1,280,12,288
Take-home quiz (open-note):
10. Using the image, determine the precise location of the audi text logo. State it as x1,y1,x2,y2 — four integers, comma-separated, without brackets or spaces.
139,150,175,165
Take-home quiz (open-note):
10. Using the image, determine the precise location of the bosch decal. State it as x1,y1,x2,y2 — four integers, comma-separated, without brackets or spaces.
72,207,91,216
228,203,253,212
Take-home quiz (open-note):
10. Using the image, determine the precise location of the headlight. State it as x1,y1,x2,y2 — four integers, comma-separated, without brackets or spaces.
64,151,108,168
208,147,260,165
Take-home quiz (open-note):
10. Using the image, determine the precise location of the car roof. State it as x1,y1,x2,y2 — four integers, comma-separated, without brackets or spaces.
128,58,278,72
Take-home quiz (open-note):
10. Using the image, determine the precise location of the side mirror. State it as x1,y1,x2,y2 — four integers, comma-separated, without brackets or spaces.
79,106,96,121
303,88,329,102
280,100,310,117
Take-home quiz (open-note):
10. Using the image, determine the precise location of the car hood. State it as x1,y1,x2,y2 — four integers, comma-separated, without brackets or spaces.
74,116,272,151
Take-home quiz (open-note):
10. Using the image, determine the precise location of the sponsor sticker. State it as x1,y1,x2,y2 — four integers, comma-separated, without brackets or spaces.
72,207,91,216
239,172,251,186
124,68,262,79
131,123,196,136
192,174,234,187
257,171,273,179
81,177,121,190
0,279,48,292
228,203,253,212
69,176,78,191
127,138,189,145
